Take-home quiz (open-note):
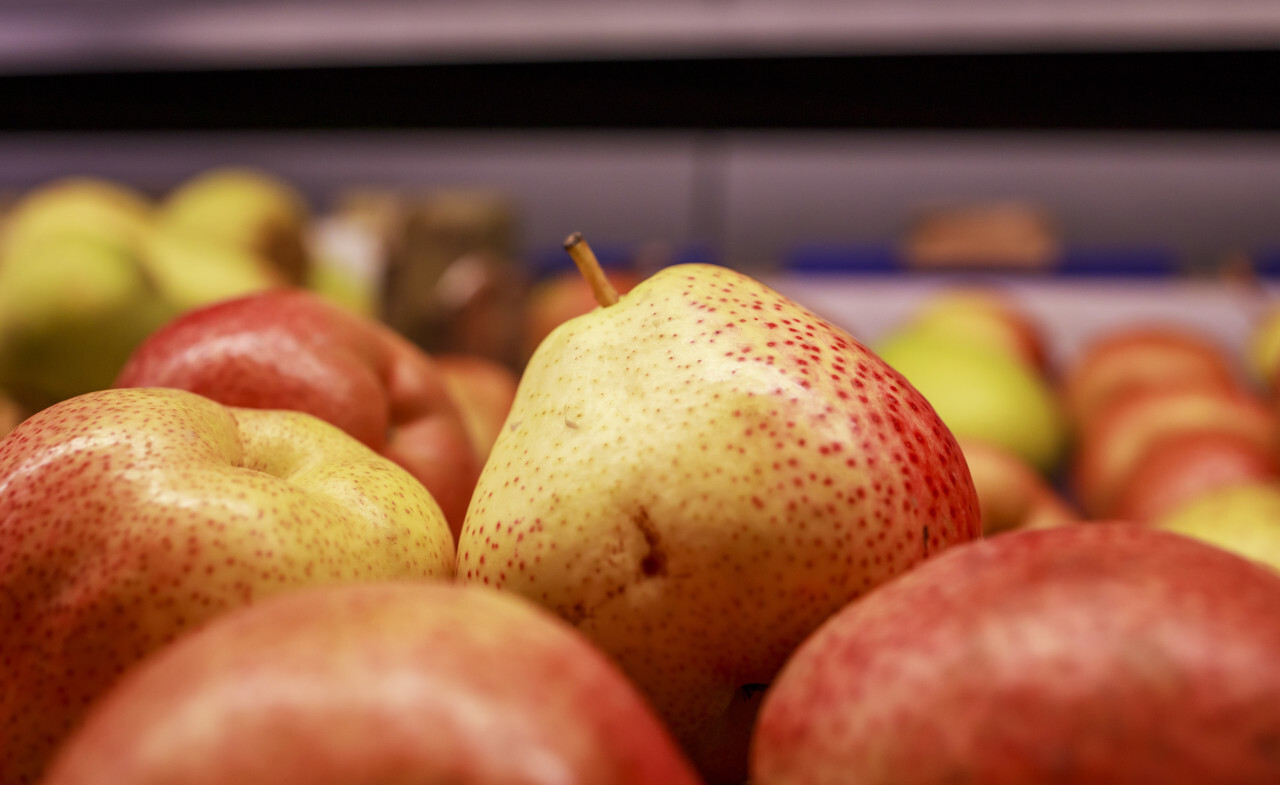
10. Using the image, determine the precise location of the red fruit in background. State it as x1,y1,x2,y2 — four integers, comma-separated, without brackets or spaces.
44,582,702,785
435,352,520,461
959,436,1077,535
522,266,642,363
753,524,1280,785
116,289,481,538
1062,325,1242,429
1112,429,1280,524
1070,384,1277,518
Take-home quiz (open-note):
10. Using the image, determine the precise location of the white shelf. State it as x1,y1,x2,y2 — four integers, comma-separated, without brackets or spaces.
3,1,1280,73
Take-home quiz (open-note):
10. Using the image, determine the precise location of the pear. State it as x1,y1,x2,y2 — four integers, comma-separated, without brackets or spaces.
1153,481,1280,572
459,234,981,782
875,327,1067,475
0,232,177,409
138,224,285,311
43,583,701,785
0,176,153,258
158,167,312,285
752,524,1280,784
0,387,455,783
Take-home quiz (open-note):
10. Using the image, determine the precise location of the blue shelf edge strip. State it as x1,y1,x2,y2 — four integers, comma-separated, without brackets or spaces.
783,244,1183,278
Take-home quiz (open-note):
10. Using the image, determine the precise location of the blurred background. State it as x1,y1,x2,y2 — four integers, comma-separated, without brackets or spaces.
2,0,1279,363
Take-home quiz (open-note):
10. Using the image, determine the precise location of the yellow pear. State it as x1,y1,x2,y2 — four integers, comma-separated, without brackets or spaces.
0,232,176,408
1153,481,1280,572
0,387,455,783
459,235,980,783
875,326,1067,474
158,168,311,285
1,176,152,257
139,224,284,311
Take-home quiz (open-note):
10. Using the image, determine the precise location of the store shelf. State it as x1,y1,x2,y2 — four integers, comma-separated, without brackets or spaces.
5,1,1280,74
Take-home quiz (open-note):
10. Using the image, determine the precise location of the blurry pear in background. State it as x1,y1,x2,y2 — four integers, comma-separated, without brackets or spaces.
876,327,1067,475
1154,481,1280,573
1247,305,1280,393
158,167,312,286
0,177,153,259
139,225,285,312
901,287,1052,374
0,233,177,409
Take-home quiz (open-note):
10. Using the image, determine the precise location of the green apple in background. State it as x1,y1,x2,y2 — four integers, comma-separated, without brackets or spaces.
1153,481,1280,573
0,386,455,784
43,583,702,785
158,167,313,286
460,235,981,784
0,231,178,409
876,326,1067,475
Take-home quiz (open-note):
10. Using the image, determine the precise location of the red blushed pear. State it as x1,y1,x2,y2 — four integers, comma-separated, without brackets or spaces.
115,288,481,538
1112,430,1280,524
959,437,1078,535
752,524,1280,785
435,352,521,461
0,387,455,784
1070,384,1279,519
43,583,701,785
1062,325,1243,430
459,234,981,784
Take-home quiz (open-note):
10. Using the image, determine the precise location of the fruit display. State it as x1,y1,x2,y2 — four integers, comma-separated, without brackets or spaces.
5,166,1280,784
113,288,484,537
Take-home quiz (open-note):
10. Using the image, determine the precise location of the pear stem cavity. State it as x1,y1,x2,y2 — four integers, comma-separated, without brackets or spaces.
563,232,620,308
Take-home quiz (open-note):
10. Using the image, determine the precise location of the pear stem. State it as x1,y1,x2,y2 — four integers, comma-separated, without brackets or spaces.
563,232,620,307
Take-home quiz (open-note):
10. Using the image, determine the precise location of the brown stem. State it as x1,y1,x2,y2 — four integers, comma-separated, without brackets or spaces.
563,232,620,307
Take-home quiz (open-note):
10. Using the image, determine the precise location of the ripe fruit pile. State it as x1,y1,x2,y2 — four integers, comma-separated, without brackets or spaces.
4,197,1280,785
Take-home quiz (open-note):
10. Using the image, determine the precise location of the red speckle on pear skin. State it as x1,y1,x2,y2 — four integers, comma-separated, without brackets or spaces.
458,264,980,765
0,387,454,785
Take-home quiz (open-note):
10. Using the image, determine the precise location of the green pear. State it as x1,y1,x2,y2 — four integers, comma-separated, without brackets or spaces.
459,235,981,783
139,224,284,311
875,326,1067,474
1154,481,1280,572
0,177,153,258
158,167,311,285
0,232,177,408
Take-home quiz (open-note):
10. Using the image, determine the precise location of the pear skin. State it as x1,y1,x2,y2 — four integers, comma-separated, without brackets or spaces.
754,525,1280,785
0,387,455,783
159,168,311,285
459,261,981,781
44,583,702,785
